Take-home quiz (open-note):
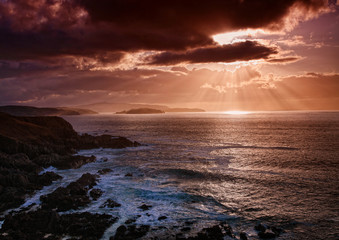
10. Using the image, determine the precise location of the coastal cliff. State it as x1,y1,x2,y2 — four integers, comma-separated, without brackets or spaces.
0,112,140,214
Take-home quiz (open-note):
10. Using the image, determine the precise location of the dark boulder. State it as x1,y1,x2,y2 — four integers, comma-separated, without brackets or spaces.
110,224,150,240
255,223,283,239
240,232,248,240
258,229,276,239
100,199,121,208
255,223,267,232
138,204,152,211
98,168,112,175
158,216,167,220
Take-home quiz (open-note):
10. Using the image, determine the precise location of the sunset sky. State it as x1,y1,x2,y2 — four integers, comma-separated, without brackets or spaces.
0,0,338,111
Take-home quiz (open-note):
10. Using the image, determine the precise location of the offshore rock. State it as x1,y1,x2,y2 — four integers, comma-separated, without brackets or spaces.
100,199,121,208
255,223,283,239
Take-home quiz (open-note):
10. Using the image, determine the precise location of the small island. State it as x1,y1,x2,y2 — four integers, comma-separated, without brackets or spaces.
116,108,165,114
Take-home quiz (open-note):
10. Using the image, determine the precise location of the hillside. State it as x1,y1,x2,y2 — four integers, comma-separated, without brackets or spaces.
0,105,97,116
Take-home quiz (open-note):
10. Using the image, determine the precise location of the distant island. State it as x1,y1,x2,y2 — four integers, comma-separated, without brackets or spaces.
76,102,205,113
0,105,98,116
166,108,205,112
116,108,165,114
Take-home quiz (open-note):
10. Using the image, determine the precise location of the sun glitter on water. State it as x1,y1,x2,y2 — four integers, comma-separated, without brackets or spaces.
223,111,251,115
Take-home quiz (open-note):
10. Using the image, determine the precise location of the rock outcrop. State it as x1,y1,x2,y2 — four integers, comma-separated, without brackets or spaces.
0,112,140,214
0,209,117,239
40,173,98,211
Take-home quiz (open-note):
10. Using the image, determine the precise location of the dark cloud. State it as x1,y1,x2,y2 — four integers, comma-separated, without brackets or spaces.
266,57,301,63
80,0,326,34
0,0,327,60
147,41,277,65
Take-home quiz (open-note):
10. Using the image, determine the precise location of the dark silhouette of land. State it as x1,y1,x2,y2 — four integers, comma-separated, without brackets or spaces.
0,105,97,116
116,108,165,114
0,112,139,214
77,102,205,113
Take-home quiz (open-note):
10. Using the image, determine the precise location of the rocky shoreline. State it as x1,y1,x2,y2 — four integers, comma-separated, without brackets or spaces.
0,113,284,239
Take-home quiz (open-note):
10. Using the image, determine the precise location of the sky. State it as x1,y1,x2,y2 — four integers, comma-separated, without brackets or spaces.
0,0,338,111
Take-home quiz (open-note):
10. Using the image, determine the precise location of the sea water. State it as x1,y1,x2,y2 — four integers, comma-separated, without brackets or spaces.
16,112,339,239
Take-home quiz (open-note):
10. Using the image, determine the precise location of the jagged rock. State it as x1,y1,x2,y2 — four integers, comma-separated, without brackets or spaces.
110,224,150,240
240,232,248,240
258,229,276,239
255,223,267,232
158,216,167,220
177,223,236,240
255,223,283,239
125,218,137,224
138,204,152,211
38,171,62,185
98,168,112,175
100,199,121,208
89,188,103,200
0,209,117,239
40,173,98,211
271,226,284,236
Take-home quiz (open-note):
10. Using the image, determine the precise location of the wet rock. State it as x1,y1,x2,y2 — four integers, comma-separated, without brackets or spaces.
222,222,235,238
111,224,150,240
38,171,62,185
179,223,236,240
255,223,267,232
138,204,152,211
98,168,112,175
113,225,127,239
89,188,103,200
202,225,224,240
158,216,167,221
271,226,284,236
0,209,117,239
0,187,26,213
43,154,96,170
0,153,62,214
77,134,141,150
40,173,98,211
181,227,191,232
254,223,283,239
125,218,137,224
240,232,248,240
258,229,276,239
59,212,117,238
100,199,121,208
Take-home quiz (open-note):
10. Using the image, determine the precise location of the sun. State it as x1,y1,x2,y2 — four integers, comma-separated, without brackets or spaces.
223,110,251,115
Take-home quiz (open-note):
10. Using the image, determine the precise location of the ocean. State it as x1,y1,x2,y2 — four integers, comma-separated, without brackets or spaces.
19,112,339,239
